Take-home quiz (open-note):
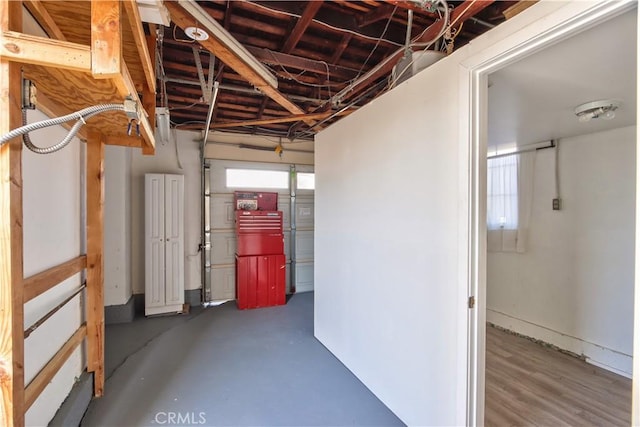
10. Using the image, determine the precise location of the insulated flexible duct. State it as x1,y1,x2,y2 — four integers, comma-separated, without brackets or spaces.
0,104,127,154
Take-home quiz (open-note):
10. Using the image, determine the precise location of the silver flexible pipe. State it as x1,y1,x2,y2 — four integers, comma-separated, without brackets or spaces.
1,103,126,152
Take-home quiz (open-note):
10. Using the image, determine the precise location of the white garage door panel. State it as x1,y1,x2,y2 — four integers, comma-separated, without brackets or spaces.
206,160,314,301
296,230,314,261
295,263,314,293
211,194,235,230
211,266,235,301
211,232,236,265
296,197,314,229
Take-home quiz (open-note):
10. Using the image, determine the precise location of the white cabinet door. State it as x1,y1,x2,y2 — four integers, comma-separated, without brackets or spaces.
164,175,184,305
145,174,185,315
145,174,166,309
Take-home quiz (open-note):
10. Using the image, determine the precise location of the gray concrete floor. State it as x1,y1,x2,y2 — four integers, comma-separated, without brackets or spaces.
82,293,404,426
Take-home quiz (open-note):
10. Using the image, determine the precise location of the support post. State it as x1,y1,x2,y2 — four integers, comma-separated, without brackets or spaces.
0,0,24,424
86,131,105,397
91,0,122,79
142,26,156,156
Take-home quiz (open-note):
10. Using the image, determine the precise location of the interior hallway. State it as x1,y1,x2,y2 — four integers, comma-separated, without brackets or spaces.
81,293,404,426
485,325,631,426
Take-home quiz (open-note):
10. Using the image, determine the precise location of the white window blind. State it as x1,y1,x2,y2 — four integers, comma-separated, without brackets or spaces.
487,154,518,230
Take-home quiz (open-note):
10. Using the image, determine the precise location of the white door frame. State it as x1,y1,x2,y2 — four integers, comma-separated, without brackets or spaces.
463,1,638,425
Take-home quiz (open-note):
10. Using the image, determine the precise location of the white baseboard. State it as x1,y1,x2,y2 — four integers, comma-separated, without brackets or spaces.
487,309,632,378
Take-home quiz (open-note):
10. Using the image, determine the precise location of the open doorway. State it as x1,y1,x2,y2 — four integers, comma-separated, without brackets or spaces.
482,7,636,425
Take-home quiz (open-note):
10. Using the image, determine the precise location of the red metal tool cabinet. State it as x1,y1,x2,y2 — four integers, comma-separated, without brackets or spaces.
236,211,283,256
236,254,286,309
235,210,286,309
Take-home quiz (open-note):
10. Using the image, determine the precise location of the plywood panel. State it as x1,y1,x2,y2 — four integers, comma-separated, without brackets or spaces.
22,65,133,139
33,1,146,86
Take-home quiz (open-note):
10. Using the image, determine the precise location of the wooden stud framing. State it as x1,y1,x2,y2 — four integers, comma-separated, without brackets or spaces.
23,256,87,303
24,325,86,410
122,0,156,93
0,1,24,425
23,0,67,41
91,0,122,79
142,26,156,156
112,62,155,153
1,31,91,72
86,131,105,397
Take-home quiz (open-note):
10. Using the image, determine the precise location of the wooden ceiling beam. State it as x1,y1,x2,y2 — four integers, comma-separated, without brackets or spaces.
357,3,397,27
246,46,358,79
257,97,269,120
281,1,323,54
252,1,405,47
330,34,352,64
414,0,495,45
1,31,91,72
23,0,67,40
165,1,314,126
211,109,353,129
382,1,439,19
122,0,156,93
503,1,539,20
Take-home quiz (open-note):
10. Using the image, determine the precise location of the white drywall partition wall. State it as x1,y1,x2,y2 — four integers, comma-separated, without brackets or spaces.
131,130,201,295
105,146,132,306
315,1,631,425
22,109,83,426
316,59,463,427
487,126,636,376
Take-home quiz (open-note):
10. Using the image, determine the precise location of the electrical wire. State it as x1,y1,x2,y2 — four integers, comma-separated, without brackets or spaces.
170,102,201,111
355,5,398,79
387,0,453,89
1,104,127,154
172,24,196,43
173,128,183,169
249,1,404,47
327,0,451,107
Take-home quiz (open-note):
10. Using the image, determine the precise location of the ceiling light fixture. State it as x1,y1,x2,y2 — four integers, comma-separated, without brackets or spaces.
574,99,621,123
176,0,278,89
184,26,209,41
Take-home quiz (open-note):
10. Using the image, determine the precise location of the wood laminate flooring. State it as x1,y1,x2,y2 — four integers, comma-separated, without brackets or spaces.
485,326,631,426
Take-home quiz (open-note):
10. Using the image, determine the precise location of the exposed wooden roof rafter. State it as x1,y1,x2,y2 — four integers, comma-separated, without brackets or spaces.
165,0,315,126
281,1,323,54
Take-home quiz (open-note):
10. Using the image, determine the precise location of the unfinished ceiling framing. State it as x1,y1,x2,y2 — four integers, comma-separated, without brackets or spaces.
153,0,528,140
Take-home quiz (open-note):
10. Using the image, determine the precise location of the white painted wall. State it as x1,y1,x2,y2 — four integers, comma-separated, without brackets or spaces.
104,146,132,306
131,130,201,294
22,109,84,426
487,126,636,377
314,1,628,425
